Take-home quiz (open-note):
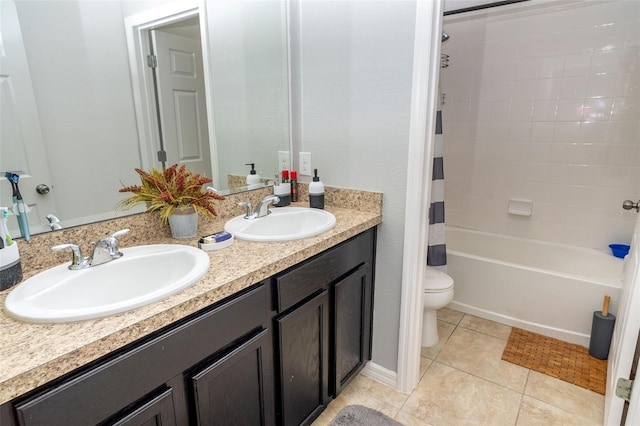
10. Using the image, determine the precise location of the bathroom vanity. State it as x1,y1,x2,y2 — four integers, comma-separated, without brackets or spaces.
0,192,381,426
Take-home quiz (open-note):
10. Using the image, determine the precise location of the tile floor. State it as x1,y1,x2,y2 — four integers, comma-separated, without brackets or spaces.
312,307,605,426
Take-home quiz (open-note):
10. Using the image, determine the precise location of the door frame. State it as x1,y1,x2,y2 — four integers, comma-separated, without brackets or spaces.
395,0,443,393
124,0,218,178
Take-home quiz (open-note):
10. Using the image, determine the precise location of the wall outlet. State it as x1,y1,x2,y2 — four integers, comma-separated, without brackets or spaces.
278,151,291,171
299,152,312,176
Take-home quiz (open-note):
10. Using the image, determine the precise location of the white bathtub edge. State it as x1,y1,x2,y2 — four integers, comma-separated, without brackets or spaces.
448,301,591,348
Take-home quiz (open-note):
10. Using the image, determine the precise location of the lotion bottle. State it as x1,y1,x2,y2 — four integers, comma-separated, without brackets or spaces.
309,169,324,209
245,163,261,188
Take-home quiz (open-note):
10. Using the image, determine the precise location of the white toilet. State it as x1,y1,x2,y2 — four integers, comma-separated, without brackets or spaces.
422,266,454,347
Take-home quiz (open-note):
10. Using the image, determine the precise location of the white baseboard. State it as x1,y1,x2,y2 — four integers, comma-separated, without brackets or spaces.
360,361,398,390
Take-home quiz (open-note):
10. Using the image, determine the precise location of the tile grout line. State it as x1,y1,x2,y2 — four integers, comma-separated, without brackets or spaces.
513,370,532,426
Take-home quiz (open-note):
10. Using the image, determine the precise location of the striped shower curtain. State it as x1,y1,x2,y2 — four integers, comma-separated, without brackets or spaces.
427,107,446,271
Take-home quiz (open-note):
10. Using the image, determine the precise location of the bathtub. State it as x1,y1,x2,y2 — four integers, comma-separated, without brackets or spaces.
446,226,624,347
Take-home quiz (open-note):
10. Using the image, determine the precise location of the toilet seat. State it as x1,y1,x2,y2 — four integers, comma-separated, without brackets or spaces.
424,286,453,294
424,267,454,292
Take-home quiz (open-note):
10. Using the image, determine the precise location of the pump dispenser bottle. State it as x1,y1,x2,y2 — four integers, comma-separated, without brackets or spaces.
273,170,291,206
245,163,261,188
309,169,324,209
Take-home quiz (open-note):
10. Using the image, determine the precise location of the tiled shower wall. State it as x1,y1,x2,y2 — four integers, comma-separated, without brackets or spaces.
441,0,639,250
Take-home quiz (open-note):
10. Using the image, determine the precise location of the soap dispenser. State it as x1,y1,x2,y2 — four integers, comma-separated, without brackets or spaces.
309,169,324,209
245,163,261,188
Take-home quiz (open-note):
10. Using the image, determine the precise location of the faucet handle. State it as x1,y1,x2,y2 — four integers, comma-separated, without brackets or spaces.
111,228,130,239
51,243,88,270
238,201,255,219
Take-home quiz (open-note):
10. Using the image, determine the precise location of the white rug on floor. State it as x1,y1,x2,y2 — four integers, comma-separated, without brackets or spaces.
330,405,403,426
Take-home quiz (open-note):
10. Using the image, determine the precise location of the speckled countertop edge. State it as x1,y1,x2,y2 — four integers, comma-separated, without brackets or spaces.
0,186,382,405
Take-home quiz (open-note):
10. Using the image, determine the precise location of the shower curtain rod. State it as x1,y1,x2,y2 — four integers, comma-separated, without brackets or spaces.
444,0,530,16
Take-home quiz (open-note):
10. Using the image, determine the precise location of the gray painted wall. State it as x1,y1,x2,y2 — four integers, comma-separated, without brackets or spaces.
290,0,417,372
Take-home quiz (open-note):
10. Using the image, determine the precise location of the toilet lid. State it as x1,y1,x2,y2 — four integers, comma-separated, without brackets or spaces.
424,267,454,291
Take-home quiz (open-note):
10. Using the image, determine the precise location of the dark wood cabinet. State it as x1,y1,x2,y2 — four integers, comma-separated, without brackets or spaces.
275,291,330,426
272,228,376,424
189,328,275,426
2,228,377,426
333,264,373,395
109,387,177,426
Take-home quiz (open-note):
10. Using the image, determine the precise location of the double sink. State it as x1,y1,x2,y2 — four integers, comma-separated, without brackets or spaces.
4,207,336,323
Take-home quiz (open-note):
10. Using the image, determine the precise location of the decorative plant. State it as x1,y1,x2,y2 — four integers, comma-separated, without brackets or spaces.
118,164,225,223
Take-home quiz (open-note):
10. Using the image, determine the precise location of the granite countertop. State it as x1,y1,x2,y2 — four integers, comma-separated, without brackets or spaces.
0,186,382,406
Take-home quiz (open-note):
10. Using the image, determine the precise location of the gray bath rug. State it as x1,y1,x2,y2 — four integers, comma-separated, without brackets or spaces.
329,405,404,426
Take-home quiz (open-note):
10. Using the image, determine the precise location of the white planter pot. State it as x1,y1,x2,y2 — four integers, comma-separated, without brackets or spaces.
168,207,198,239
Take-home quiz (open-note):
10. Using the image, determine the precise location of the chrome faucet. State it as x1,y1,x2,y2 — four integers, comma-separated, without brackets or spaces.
46,214,62,230
51,229,130,270
238,195,280,219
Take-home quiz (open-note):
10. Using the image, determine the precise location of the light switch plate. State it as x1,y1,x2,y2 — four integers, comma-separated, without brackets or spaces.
299,152,312,176
278,151,291,172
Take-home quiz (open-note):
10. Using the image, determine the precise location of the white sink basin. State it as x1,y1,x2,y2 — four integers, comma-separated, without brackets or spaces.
4,244,210,323
224,207,336,242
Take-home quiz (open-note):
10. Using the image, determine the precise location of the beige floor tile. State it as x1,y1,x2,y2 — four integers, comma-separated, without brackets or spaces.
459,314,512,340
436,327,529,392
516,395,601,426
395,410,434,426
341,374,410,409
525,370,604,422
419,356,432,379
420,321,455,360
437,307,464,325
403,361,522,426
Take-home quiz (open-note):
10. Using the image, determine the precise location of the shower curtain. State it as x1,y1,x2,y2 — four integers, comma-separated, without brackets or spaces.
427,103,446,271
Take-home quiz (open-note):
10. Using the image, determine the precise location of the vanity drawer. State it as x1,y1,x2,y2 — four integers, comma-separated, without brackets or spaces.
275,229,374,312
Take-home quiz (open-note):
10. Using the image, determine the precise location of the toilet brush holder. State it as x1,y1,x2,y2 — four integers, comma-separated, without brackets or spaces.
589,295,615,360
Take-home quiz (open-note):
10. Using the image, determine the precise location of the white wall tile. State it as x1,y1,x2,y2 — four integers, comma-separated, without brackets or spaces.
590,49,623,75
535,78,562,100
611,96,640,121
510,101,534,121
557,99,585,121
553,122,581,142
442,0,639,250
615,73,640,97
512,79,538,100
564,52,592,77
579,122,608,143
607,121,638,142
561,76,588,99
582,98,613,121
488,102,511,122
533,100,558,121
620,45,640,73
530,122,555,141
586,74,618,98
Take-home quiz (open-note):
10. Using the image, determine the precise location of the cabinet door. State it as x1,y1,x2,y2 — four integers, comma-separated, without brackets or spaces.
276,291,330,426
333,264,373,395
189,328,275,426
110,388,176,426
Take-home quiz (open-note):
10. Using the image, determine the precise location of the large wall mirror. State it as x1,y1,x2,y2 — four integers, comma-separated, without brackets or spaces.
0,0,290,237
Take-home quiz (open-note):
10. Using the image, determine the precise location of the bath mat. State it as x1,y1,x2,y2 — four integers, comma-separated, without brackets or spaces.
502,327,607,394
330,405,403,426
